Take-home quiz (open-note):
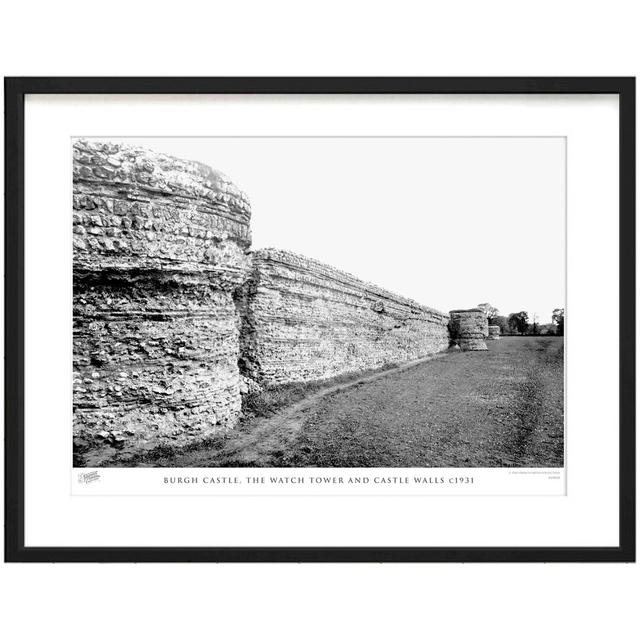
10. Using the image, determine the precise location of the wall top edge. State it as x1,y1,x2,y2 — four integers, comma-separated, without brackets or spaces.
251,247,450,320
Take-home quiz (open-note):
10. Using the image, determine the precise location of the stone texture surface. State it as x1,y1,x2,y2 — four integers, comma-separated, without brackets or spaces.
72,141,481,465
240,249,450,386
73,140,251,463
488,325,501,340
449,309,489,351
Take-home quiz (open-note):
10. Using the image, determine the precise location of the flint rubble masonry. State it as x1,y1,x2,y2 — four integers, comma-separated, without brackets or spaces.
73,142,485,462
239,248,450,386
487,325,501,340
448,309,489,351
73,140,251,456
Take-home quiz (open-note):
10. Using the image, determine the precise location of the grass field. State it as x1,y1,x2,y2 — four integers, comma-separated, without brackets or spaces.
119,336,564,468
282,336,564,467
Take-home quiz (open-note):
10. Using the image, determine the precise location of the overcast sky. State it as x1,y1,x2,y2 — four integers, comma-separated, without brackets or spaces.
101,137,565,324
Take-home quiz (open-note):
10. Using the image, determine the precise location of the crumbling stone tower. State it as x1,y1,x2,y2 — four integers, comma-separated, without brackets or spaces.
448,309,489,351
72,140,251,460
487,325,501,340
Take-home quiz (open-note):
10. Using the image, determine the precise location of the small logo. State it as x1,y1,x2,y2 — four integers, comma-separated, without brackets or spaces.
78,470,101,484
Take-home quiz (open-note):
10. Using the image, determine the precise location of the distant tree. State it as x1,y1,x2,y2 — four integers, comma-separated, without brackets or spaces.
530,312,540,335
492,315,509,335
508,311,529,335
552,308,565,336
477,303,500,323
539,324,556,336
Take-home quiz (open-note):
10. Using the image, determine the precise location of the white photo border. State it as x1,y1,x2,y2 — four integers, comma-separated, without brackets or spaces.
5,78,635,562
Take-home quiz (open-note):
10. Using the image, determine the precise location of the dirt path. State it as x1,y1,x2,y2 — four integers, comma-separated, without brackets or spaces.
281,336,564,468
140,337,563,468
157,351,451,467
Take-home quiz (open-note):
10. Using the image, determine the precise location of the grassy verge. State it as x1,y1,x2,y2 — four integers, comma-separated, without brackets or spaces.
242,362,399,418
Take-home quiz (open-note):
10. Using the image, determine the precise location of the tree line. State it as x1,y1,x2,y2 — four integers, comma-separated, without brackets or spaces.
477,303,564,336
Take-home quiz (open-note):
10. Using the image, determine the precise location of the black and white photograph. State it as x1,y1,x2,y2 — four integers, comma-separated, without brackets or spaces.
2,4,637,637
72,136,565,470
4,76,634,567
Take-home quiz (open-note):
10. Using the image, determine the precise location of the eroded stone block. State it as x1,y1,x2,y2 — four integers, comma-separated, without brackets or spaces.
448,309,489,351
73,140,252,464
487,325,501,340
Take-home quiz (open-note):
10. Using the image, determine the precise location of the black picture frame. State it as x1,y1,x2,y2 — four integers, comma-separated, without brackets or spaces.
4,77,636,563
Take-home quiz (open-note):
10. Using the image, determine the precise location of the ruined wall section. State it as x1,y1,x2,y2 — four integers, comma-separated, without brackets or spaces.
242,249,450,386
487,325,501,340
73,140,251,463
449,309,489,351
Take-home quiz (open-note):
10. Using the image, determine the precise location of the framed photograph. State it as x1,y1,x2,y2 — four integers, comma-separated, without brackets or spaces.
4,77,635,562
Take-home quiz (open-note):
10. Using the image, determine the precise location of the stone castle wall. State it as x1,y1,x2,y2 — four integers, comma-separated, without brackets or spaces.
488,325,501,340
73,140,251,463
449,309,489,351
72,141,484,464
240,249,450,386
